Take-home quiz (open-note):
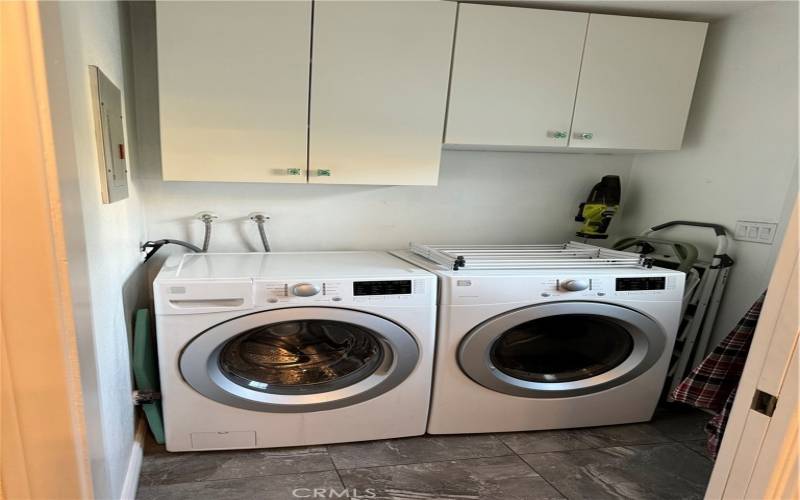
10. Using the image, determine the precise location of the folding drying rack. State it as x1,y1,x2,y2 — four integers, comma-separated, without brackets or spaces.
409,241,651,271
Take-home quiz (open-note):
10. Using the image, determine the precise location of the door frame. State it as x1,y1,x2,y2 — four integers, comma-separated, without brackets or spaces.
706,197,799,498
1,1,93,498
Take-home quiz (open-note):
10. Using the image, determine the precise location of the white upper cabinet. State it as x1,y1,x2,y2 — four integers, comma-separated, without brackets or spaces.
569,15,707,150
445,5,588,148
157,1,311,183
445,8,707,152
308,1,456,185
155,2,709,185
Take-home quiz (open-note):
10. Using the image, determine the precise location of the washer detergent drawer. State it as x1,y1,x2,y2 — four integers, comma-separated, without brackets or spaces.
155,280,255,315
190,431,256,450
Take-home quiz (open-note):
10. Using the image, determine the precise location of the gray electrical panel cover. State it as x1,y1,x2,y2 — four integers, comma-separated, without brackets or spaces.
89,65,128,203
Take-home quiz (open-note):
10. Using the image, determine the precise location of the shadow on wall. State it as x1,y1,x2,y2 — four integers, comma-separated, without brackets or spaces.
122,261,149,370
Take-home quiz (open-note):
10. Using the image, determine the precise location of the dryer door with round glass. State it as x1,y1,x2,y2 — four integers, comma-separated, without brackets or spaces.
458,302,666,398
180,307,419,412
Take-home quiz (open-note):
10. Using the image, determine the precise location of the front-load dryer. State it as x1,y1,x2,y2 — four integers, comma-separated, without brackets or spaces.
392,243,685,434
153,251,436,451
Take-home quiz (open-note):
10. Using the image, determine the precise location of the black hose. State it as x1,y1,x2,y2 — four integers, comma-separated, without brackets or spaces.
141,239,202,262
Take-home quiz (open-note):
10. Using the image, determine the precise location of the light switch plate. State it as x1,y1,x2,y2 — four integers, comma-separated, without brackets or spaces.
734,220,778,244
90,65,129,204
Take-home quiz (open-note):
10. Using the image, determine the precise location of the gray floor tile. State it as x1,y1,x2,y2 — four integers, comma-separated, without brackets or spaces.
136,470,343,500
498,423,672,455
139,445,334,486
144,436,168,456
339,455,565,500
521,443,712,500
328,434,513,469
649,407,710,441
681,439,712,461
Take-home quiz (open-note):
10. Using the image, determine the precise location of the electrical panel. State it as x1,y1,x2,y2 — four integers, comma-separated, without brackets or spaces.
89,65,128,204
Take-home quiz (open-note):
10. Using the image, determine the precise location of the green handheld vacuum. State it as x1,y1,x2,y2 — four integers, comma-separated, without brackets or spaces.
575,175,621,239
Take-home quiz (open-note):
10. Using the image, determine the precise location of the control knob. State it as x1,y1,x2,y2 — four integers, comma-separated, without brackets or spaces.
292,283,320,297
562,279,589,292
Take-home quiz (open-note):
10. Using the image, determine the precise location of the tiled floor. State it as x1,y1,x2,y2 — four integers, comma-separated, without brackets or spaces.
137,405,714,500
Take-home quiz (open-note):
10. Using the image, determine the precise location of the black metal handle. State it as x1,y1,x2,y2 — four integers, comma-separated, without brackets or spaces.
613,236,699,273
650,220,727,237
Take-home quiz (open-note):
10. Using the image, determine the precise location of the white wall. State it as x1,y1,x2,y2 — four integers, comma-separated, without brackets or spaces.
616,1,799,349
140,151,633,252
40,2,147,498
130,2,634,254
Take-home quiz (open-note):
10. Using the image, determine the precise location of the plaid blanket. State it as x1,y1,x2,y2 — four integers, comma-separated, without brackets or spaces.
671,292,767,457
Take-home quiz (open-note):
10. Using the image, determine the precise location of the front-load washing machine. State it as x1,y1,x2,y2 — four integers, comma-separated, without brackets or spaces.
153,251,436,451
393,242,685,434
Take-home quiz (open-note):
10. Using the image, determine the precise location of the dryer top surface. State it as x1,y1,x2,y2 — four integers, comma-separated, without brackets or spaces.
390,250,684,278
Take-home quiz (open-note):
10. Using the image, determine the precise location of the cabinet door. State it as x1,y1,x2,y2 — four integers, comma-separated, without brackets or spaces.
445,4,588,148
570,14,707,150
157,1,311,183
309,1,456,185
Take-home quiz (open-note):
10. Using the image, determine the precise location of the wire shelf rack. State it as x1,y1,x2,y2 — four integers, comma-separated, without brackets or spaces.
409,241,649,271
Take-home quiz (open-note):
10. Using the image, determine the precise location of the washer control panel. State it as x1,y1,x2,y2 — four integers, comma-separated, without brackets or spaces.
256,278,431,306
292,283,321,297
445,272,684,305
561,279,589,292
354,280,412,296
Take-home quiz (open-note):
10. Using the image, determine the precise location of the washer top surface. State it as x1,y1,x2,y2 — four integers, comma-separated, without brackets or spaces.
159,251,431,281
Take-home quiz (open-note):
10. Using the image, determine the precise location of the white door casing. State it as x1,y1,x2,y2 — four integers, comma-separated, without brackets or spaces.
706,198,799,498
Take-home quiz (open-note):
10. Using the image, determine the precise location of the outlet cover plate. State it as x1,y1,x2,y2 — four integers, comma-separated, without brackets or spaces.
734,220,778,244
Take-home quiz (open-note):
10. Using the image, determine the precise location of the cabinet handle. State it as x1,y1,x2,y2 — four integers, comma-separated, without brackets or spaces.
552,131,568,139
287,168,303,176
577,132,594,140
317,169,332,177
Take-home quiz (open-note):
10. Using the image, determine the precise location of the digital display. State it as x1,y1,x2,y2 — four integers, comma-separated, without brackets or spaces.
353,280,412,296
616,277,666,291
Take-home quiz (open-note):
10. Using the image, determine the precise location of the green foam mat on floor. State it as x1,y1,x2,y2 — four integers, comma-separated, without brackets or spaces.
133,308,164,444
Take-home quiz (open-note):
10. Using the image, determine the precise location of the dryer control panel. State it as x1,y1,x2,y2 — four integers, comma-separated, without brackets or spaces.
442,272,685,306
615,276,666,291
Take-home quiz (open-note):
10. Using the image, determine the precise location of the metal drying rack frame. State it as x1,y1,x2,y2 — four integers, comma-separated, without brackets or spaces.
409,241,652,271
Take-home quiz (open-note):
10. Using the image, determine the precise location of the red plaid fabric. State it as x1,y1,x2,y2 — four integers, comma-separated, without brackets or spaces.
671,291,766,457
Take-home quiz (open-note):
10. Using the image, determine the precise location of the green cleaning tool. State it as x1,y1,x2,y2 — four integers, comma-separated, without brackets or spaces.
575,175,621,239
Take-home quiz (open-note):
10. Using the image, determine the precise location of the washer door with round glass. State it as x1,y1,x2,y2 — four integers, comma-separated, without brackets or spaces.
458,302,666,398
181,307,419,412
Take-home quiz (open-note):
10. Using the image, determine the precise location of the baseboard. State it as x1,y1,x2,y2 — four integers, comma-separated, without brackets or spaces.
120,418,147,500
